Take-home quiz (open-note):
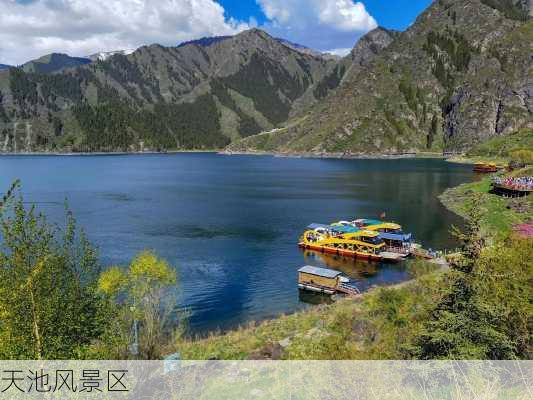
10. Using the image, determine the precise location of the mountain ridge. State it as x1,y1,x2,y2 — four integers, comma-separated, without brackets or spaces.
228,0,532,155
0,28,336,152
0,0,531,154
21,53,92,74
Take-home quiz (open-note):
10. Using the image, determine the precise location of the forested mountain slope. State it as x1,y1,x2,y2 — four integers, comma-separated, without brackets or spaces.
21,53,92,74
0,29,335,152
228,0,533,154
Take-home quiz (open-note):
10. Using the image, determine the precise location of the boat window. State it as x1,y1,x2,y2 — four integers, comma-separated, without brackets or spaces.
361,237,383,245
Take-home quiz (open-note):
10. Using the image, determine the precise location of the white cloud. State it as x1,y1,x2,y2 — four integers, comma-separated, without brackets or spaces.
257,0,377,53
0,0,250,65
327,48,352,57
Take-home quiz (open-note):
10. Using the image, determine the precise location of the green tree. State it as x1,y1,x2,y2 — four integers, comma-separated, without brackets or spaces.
414,197,529,359
98,251,179,359
0,182,108,359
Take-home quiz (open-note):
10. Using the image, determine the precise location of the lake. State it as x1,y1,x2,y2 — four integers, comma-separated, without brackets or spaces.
0,154,472,333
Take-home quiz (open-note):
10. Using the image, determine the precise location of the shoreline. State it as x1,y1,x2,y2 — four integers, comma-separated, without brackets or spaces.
220,150,448,160
0,150,221,157
0,149,454,160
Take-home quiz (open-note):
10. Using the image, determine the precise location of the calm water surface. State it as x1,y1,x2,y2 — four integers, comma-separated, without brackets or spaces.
0,154,472,333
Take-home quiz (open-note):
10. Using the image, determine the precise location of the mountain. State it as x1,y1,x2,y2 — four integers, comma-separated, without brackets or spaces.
87,49,137,62
22,53,91,74
275,38,340,60
228,0,532,155
310,28,399,102
177,36,231,48
0,64,11,71
178,35,336,60
0,29,335,152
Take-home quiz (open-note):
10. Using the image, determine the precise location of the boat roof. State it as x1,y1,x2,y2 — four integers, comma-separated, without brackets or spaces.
331,225,360,233
380,232,412,241
371,222,402,230
298,266,342,278
354,219,383,226
342,230,380,238
307,223,331,230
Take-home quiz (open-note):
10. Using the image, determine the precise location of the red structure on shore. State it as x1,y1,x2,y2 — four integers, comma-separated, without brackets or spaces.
513,224,533,238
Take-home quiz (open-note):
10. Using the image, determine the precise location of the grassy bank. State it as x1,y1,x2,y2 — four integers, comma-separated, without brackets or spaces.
439,174,532,239
447,129,532,165
173,260,443,360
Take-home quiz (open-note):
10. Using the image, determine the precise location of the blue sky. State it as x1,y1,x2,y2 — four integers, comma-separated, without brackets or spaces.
1,0,434,65
218,0,433,32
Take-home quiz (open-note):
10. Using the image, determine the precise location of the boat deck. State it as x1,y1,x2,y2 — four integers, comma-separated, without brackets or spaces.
379,252,405,262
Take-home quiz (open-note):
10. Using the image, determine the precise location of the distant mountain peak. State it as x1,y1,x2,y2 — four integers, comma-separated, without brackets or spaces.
87,49,136,62
234,28,275,42
177,35,232,48
21,53,91,74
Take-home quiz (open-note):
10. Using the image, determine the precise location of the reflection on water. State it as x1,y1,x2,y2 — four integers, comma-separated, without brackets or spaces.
298,289,335,306
0,154,473,333
301,249,407,292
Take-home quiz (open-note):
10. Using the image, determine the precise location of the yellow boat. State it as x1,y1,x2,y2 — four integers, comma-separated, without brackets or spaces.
473,162,497,173
299,229,388,261
351,219,413,256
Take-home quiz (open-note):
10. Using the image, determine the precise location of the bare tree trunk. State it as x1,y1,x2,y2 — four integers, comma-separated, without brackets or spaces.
28,282,43,359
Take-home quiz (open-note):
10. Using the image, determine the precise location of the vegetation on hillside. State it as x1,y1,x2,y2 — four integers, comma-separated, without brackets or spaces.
73,95,228,151
220,52,309,125
467,129,533,160
481,0,530,21
414,202,531,359
1,30,332,152
229,1,531,155
313,64,346,100
210,80,263,137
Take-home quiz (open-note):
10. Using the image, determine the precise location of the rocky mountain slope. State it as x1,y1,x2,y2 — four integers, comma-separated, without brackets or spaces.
228,0,532,155
21,53,92,74
87,50,137,62
0,29,335,152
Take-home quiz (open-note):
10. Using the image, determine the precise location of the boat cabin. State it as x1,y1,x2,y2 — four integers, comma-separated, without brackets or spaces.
298,265,343,290
351,220,412,253
298,266,358,295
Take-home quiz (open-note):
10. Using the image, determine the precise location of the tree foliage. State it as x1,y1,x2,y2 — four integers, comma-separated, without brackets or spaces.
220,52,308,125
0,182,108,359
73,94,228,151
414,197,532,359
97,251,179,359
0,182,181,360
210,80,263,137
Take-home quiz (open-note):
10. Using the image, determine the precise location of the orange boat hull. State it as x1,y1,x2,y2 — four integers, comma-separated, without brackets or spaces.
299,243,381,261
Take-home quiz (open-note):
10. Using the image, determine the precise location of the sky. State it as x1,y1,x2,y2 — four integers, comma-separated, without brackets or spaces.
0,0,433,65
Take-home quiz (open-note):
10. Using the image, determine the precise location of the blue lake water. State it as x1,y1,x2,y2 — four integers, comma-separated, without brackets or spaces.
0,154,472,333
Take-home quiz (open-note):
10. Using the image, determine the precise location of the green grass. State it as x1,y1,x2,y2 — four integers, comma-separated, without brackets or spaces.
467,129,533,159
439,173,532,239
